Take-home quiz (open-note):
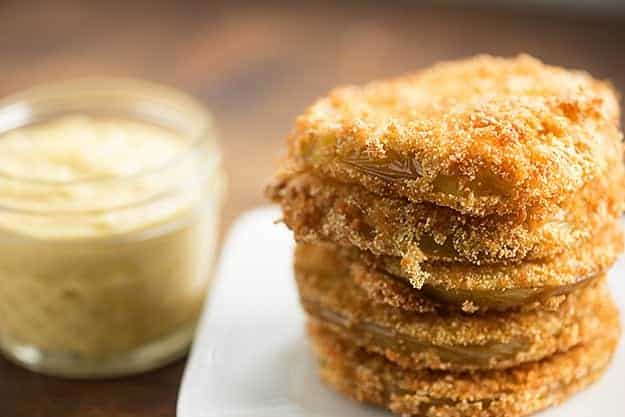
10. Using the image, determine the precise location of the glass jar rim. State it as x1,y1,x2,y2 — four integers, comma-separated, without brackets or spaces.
0,77,216,186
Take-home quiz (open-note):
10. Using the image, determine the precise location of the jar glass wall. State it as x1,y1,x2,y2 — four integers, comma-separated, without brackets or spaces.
0,79,224,378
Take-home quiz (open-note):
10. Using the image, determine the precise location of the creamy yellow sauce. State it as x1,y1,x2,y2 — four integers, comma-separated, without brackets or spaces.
0,116,184,181
0,115,205,238
0,115,221,372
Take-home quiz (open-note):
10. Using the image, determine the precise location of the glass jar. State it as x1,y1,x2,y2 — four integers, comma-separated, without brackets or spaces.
0,79,224,378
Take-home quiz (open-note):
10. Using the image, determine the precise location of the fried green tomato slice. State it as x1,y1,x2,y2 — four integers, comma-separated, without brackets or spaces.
295,251,613,371
344,220,623,296
267,145,624,264
284,54,621,218
295,221,621,313
308,313,619,417
350,261,594,314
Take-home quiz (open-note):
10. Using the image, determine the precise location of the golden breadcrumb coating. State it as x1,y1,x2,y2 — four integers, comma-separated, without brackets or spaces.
268,143,624,264
351,261,594,313
283,54,621,217
295,253,612,371
345,221,623,292
295,243,594,313
309,314,619,417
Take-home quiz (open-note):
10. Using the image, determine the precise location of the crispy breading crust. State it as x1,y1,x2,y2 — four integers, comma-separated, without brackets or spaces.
350,261,593,313
345,221,623,291
267,144,624,263
309,315,619,417
296,255,613,371
295,243,594,313
284,55,621,217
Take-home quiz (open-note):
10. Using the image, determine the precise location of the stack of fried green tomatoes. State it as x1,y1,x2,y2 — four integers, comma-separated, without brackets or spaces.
267,54,625,417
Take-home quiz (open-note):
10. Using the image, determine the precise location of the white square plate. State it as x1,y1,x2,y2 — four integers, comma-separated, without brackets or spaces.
178,207,625,417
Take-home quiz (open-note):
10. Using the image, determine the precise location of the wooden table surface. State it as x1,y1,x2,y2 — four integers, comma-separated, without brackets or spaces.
1,1,624,416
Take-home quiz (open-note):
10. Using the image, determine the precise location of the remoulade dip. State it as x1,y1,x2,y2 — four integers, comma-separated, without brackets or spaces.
0,80,224,377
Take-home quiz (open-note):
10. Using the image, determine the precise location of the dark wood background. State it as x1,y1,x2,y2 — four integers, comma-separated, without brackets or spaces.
1,1,624,416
